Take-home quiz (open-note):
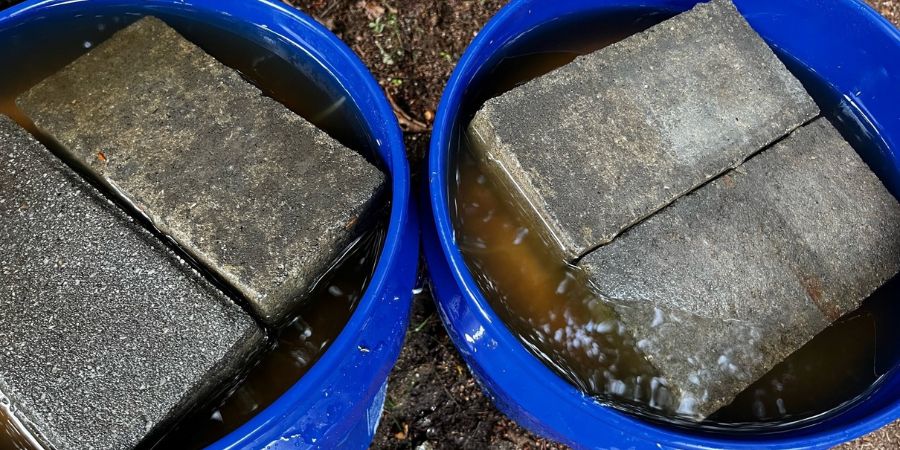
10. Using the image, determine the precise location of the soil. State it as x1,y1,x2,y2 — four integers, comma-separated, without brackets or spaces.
288,0,508,168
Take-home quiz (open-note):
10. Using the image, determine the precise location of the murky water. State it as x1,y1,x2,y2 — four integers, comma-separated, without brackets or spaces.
0,10,383,449
154,225,385,449
450,7,900,432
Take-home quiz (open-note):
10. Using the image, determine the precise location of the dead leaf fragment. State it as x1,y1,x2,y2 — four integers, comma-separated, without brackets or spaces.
357,1,385,20
394,423,409,440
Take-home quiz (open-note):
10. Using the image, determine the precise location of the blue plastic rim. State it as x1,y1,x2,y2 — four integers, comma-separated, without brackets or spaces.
0,1,418,449
426,0,900,449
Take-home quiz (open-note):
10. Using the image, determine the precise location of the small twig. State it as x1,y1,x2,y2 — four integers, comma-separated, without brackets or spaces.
321,0,338,17
386,92,429,133
412,314,433,333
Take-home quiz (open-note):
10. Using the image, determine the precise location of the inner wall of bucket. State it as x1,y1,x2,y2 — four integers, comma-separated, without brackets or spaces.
445,3,900,437
0,4,388,449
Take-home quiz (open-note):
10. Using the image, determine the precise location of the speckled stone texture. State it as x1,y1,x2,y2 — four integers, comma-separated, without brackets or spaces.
0,117,265,450
581,118,900,419
468,0,818,260
18,17,385,326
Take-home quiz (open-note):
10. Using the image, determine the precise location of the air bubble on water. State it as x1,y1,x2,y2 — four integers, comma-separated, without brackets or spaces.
649,377,663,408
776,398,787,415
594,320,615,333
717,354,729,367
83,41,93,49
717,354,739,374
650,307,664,327
555,276,571,295
512,227,529,245
358,345,370,353
676,396,697,415
327,286,343,297
462,237,487,250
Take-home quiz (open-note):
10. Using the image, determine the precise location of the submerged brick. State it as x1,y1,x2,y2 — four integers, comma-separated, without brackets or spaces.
0,117,265,449
581,118,900,419
18,17,385,326
468,0,818,259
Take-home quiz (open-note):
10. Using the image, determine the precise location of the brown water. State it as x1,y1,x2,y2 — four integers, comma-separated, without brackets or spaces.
454,145,897,427
0,12,383,450
0,400,39,450
450,9,900,432
154,225,385,449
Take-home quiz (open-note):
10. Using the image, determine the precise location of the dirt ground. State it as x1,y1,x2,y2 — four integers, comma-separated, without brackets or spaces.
284,1,561,447
283,1,900,449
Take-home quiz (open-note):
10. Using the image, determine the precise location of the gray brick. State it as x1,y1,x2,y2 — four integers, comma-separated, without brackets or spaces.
468,0,818,260
18,17,385,326
0,117,265,450
581,118,900,419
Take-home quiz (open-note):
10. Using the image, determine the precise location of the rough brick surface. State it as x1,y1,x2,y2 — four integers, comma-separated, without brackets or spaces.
468,0,818,259
0,117,265,450
581,118,900,419
18,17,385,325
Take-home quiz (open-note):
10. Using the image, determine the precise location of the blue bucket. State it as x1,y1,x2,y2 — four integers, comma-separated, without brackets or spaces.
425,0,900,448
0,0,418,448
